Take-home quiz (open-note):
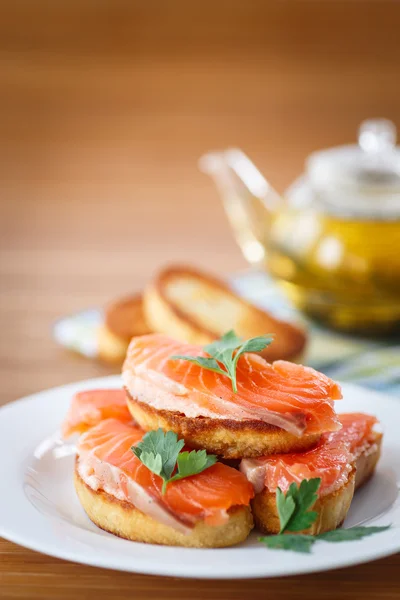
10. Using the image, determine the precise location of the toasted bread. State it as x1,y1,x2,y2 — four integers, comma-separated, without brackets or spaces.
75,468,253,548
97,325,132,364
143,265,307,362
126,394,321,459
251,433,382,535
98,294,152,363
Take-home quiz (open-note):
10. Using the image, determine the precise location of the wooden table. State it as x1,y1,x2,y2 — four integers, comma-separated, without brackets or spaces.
1,1,399,597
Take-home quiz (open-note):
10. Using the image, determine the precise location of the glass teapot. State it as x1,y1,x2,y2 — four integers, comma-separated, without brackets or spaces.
200,119,400,334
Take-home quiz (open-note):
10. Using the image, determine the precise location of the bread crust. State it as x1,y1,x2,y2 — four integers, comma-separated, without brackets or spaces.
74,468,253,548
105,293,150,340
126,394,321,459
253,470,356,535
143,264,307,362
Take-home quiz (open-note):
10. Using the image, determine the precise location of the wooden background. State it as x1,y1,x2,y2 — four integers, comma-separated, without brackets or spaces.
0,1,399,597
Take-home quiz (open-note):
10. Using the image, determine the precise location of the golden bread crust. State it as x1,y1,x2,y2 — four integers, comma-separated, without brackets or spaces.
143,264,307,362
105,293,150,340
126,394,321,459
74,468,253,548
252,469,356,535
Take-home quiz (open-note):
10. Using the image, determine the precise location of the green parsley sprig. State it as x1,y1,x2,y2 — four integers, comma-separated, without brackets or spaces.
131,429,217,494
259,478,390,553
170,330,274,393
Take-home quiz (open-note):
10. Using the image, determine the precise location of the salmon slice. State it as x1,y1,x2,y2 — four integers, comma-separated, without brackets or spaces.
77,418,254,533
122,333,342,436
240,413,378,496
62,389,132,438
330,412,378,457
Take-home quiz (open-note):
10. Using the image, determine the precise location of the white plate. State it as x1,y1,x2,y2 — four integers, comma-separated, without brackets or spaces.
0,376,399,579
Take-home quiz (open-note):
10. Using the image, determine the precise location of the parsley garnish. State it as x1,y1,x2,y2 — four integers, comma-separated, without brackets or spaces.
131,428,217,494
170,330,273,393
260,478,391,553
262,534,315,554
276,478,320,533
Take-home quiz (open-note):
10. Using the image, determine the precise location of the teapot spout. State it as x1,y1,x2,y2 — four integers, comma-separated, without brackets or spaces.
199,149,283,265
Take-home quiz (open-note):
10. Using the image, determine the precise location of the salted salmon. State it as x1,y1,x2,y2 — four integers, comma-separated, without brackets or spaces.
240,413,378,496
62,389,132,438
122,334,342,436
330,412,378,456
77,418,254,532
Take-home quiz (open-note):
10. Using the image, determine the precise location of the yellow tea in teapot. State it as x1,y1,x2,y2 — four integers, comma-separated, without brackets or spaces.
266,209,400,333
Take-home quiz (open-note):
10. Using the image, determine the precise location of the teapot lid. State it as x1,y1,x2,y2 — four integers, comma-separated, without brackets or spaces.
306,119,400,218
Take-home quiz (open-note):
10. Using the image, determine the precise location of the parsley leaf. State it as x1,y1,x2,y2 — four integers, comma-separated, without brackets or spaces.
317,525,391,542
259,534,315,554
171,330,274,393
131,429,217,494
284,478,320,532
170,449,217,483
169,355,227,378
276,478,320,533
276,487,296,533
259,526,391,554
138,451,163,477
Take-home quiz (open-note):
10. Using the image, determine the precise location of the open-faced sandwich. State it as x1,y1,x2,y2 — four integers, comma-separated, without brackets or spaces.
240,413,382,535
122,332,341,458
62,331,385,551
63,390,253,548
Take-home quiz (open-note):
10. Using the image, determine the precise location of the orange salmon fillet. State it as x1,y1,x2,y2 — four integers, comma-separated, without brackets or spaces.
62,389,132,438
240,413,378,496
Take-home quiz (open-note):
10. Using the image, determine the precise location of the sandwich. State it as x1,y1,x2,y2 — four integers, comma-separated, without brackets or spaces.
123,333,342,459
72,419,254,548
240,413,382,534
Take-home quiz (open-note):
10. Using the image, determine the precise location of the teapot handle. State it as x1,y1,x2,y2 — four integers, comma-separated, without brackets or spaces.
199,149,284,265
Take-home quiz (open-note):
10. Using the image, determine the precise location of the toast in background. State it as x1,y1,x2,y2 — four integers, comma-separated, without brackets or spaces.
143,265,307,362
98,294,152,363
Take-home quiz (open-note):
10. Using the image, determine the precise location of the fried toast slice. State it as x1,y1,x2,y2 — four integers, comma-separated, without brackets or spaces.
143,265,307,362
127,392,320,459
126,393,321,460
